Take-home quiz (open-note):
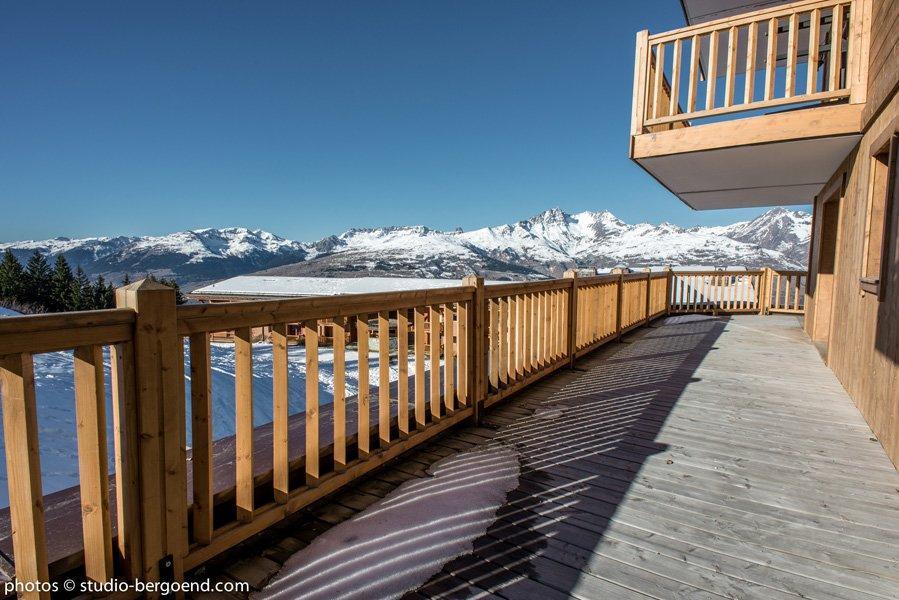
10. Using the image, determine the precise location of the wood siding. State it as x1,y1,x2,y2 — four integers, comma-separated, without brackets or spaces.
863,0,899,128
806,85,899,467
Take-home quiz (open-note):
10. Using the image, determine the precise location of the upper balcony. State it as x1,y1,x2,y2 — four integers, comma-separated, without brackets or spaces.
629,0,871,209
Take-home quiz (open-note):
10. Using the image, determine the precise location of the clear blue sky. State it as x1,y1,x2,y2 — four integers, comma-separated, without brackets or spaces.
0,1,802,242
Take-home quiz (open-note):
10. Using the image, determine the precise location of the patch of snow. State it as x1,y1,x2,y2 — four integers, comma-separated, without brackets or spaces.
0,307,22,317
255,445,520,600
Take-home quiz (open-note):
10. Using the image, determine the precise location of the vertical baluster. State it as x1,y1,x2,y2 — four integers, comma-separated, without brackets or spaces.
724,26,738,107
430,305,442,418
744,21,758,103
234,327,254,522
377,311,391,447
74,345,113,582
271,324,288,503
785,12,799,97
652,43,666,119
829,4,844,91
688,34,700,114
111,341,141,576
509,296,518,380
357,315,370,456
414,307,426,429
516,294,525,376
189,333,213,541
488,300,499,388
0,354,49,599
397,309,410,433
443,303,455,412
807,8,821,94
706,30,720,110
669,38,682,116
455,303,467,406
332,317,347,469
498,297,508,385
765,17,778,100
526,293,534,371
304,320,319,484
530,292,538,368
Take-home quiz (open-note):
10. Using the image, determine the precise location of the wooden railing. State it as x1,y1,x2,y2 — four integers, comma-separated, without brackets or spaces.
0,266,804,596
670,268,806,314
767,269,808,313
632,0,866,133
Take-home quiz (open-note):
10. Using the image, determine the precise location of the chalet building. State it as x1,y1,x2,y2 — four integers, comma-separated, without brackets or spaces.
631,0,899,468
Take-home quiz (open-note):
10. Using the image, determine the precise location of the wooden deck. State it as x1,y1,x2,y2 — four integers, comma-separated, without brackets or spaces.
196,314,899,599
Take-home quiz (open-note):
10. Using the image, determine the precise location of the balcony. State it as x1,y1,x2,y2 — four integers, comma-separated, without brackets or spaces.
3,267,898,598
629,0,870,209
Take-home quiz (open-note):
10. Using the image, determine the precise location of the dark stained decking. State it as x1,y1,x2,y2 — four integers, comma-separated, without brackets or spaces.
195,314,899,599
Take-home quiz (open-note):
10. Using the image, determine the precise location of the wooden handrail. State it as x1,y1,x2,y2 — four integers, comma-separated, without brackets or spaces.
0,266,806,593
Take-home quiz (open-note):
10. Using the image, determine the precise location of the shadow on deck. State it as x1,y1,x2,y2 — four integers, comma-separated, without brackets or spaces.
196,315,899,599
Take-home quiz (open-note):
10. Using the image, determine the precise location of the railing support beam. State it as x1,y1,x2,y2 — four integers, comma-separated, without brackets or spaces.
463,275,486,425
115,279,186,587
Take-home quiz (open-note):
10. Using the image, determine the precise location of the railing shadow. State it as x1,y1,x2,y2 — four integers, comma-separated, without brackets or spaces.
413,314,729,597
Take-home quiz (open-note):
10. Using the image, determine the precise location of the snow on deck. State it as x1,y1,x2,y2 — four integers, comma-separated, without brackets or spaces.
255,445,520,600
191,276,508,298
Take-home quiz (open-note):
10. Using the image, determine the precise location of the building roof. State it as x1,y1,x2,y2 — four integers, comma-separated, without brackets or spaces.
189,275,508,299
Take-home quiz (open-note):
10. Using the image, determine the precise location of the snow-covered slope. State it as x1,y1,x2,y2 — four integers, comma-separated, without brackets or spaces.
0,208,811,286
1,228,311,287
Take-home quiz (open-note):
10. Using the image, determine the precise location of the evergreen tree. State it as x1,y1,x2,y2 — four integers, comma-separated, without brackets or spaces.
70,267,93,311
50,255,75,312
121,273,131,286
23,251,52,308
0,250,24,302
92,275,115,309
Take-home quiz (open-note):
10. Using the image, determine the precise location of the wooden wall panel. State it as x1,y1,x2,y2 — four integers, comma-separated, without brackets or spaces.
863,0,899,128
807,88,899,468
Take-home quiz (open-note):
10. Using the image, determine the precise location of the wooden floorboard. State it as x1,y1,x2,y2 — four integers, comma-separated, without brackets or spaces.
199,314,899,599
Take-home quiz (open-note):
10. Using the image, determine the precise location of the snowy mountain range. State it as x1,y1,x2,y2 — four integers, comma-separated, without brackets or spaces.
0,207,810,288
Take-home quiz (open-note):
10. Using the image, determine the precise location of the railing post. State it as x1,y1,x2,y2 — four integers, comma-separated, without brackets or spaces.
758,267,771,315
115,280,186,586
463,275,486,425
642,268,652,325
664,266,673,315
563,270,579,367
631,29,650,140
612,269,625,340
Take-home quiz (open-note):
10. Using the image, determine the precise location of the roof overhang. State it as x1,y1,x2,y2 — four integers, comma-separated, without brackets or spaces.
680,0,794,24
632,103,863,209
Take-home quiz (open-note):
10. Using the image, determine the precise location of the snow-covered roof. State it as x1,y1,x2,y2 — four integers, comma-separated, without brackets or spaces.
190,276,505,298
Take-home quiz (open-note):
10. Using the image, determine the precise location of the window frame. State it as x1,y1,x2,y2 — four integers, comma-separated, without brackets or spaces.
860,126,897,301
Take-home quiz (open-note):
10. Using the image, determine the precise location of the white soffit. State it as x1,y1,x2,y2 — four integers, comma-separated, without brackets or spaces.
680,0,794,24
638,134,860,209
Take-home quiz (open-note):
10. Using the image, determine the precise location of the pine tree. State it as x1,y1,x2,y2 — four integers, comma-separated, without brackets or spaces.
121,273,132,286
0,250,25,302
23,251,52,309
91,275,115,309
50,255,75,312
70,267,93,311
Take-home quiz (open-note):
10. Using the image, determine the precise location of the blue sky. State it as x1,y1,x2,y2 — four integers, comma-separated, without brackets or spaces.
0,1,806,242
